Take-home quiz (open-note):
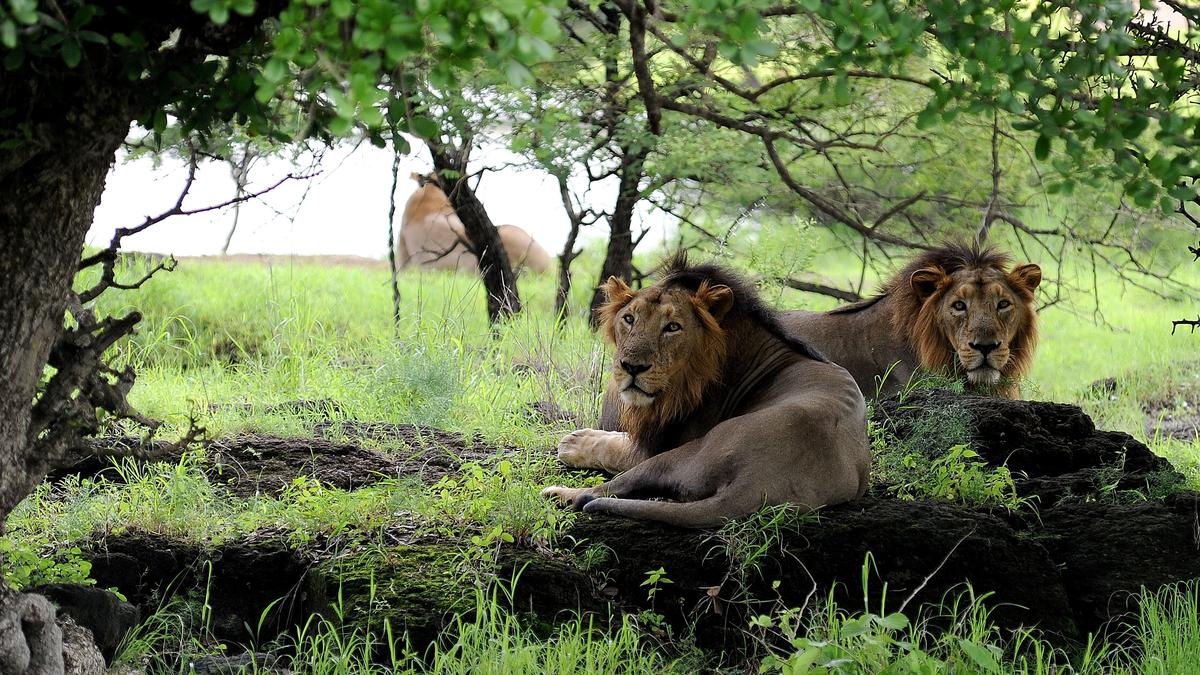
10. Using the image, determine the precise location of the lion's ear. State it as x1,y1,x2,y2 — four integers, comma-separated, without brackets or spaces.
909,267,947,300
696,283,734,321
1009,264,1042,293
601,275,635,304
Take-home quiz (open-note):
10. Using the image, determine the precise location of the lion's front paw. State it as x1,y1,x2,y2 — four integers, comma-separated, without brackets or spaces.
556,429,633,471
541,485,591,509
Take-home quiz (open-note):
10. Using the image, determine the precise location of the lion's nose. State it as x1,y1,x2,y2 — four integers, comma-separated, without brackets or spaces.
970,341,1000,356
620,361,651,376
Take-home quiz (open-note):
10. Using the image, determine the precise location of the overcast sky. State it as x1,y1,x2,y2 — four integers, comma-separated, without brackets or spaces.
87,135,673,259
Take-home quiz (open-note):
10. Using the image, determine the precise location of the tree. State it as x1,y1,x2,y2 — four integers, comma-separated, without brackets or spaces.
0,0,563,665
614,0,1198,307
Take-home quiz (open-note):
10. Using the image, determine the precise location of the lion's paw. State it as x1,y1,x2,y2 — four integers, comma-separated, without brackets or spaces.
556,429,630,471
541,485,590,507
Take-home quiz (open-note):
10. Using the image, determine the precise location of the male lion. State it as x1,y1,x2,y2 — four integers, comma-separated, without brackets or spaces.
779,243,1041,399
542,256,869,528
396,173,551,273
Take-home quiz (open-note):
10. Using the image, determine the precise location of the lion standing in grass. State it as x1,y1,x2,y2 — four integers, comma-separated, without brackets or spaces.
542,255,869,528
780,243,1041,399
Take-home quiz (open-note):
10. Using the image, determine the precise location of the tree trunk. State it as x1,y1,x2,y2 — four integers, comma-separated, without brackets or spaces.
427,142,522,324
588,147,648,323
0,72,132,671
553,173,584,322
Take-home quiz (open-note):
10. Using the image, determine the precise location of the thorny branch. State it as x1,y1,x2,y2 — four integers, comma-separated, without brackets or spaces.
32,150,311,474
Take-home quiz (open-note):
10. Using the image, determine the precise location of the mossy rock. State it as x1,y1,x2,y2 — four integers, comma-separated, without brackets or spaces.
308,544,469,648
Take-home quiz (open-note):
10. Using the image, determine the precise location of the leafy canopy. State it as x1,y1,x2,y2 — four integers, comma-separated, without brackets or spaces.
1,0,564,147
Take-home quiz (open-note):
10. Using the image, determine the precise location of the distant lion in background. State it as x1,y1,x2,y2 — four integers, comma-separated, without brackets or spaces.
396,173,551,274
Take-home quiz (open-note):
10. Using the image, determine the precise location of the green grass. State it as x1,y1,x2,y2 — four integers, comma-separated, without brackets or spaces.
7,229,1200,671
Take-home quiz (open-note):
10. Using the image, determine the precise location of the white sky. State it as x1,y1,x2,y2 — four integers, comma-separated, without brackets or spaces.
87,134,674,259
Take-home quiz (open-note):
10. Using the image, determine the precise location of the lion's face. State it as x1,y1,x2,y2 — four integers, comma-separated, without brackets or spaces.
911,263,1041,386
598,276,732,410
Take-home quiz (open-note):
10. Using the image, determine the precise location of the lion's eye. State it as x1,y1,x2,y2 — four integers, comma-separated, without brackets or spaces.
951,300,967,312
997,300,1012,310
623,314,635,325
664,322,682,333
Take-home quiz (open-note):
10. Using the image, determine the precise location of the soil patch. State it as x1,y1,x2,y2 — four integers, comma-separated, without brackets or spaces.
210,426,511,497
1145,398,1200,442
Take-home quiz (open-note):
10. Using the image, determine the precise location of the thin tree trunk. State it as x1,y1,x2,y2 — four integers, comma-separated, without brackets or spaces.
553,173,584,322
427,142,522,324
221,149,256,255
589,147,648,323
386,135,404,328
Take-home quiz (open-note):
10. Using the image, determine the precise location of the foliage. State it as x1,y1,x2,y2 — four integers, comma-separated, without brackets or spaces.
1,0,566,148
751,577,1200,674
113,578,671,674
0,531,92,590
428,458,577,554
886,445,1029,511
709,503,818,591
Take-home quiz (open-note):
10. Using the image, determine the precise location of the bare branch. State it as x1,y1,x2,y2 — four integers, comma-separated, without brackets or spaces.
780,278,863,303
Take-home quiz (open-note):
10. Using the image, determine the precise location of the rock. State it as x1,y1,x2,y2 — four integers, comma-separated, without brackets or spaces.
190,652,288,674
0,590,63,675
1038,492,1200,634
28,584,138,662
878,389,1169,478
65,392,1200,653
555,498,1078,644
85,530,308,643
207,428,509,497
1144,397,1200,443
59,615,105,675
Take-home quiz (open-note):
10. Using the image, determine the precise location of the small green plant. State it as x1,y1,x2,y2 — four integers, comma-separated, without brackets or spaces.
709,503,819,592
575,542,615,572
889,445,1029,510
0,537,93,590
641,567,674,602
429,458,573,549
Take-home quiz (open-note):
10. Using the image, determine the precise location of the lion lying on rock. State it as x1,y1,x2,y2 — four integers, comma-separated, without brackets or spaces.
780,243,1041,399
542,255,869,528
594,244,1041,434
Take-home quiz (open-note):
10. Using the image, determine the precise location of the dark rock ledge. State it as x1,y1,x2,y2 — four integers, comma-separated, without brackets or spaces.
61,392,1200,656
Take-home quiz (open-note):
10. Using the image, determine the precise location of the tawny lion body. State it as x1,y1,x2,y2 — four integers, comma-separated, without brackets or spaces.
396,174,552,274
779,244,1041,399
543,256,869,529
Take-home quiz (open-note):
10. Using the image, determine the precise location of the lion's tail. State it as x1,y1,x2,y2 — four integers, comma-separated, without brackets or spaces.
581,495,737,529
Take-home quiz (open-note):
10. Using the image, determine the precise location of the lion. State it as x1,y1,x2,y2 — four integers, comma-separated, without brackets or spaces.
541,255,870,528
396,173,552,274
779,243,1042,399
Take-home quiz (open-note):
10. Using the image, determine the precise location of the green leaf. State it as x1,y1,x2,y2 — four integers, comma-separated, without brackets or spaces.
1034,134,1051,160
958,639,1001,672
409,115,439,139
262,57,287,83
1,20,16,49
878,612,909,630
3,47,25,71
331,0,353,19
60,38,82,68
